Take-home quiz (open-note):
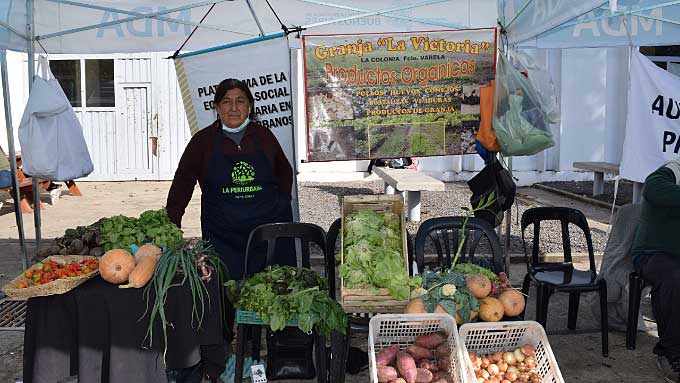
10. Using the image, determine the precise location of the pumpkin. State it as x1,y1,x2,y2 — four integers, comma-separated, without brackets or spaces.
404,298,427,314
99,249,136,284
119,255,158,289
478,297,504,322
134,244,162,262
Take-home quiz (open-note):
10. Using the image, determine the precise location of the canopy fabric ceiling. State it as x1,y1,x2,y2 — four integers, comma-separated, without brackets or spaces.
499,0,680,48
1,0,497,53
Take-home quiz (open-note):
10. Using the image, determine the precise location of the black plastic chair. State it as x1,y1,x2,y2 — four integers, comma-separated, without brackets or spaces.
520,207,609,357
626,271,650,350
414,216,505,275
326,218,414,379
235,222,331,383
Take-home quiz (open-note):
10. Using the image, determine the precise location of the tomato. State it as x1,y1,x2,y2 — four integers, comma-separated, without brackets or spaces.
24,270,33,278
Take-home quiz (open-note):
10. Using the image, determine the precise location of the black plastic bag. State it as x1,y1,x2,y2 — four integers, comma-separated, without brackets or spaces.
266,327,316,380
467,159,516,227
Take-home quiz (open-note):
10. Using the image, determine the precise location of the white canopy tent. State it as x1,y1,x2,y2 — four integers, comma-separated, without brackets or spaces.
0,0,497,268
499,0,680,48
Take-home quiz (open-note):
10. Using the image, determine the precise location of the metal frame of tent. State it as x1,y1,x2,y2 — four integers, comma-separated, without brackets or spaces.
0,0,482,271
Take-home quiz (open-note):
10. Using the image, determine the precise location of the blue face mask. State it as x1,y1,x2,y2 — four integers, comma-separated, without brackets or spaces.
222,117,250,133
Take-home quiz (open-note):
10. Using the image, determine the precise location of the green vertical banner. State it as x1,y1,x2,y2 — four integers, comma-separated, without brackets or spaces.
303,28,496,162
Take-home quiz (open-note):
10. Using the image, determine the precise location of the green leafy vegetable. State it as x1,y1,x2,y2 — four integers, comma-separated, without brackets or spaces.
418,269,480,324
226,265,347,337
100,208,183,252
340,208,417,299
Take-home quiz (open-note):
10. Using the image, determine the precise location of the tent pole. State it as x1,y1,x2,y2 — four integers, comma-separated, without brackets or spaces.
0,50,29,270
245,0,266,36
27,0,42,255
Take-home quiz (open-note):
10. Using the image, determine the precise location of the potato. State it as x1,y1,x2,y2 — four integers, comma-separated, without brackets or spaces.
414,333,447,349
390,379,407,383
406,345,434,360
415,368,434,383
377,366,398,382
376,344,400,366
397,351,418,383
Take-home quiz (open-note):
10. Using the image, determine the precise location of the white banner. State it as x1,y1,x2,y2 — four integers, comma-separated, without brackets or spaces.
621,50,680,183
174,36,295,167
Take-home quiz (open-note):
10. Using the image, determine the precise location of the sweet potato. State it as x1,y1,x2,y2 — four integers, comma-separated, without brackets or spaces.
418,360,438,372
414,332,447,349
376,344,400,366
437,356,451,372
397,351,418,383
406,345,434,360
377,366,398,382
415,368,434,383
435,343,450,360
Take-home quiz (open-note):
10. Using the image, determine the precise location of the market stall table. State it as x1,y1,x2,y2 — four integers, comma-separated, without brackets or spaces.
23,275,225,383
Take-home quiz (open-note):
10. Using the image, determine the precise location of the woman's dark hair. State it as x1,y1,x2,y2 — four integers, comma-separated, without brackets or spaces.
213,78,257,120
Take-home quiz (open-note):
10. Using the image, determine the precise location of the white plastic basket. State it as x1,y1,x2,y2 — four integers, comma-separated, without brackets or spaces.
368,313,476,383
458,321,565,383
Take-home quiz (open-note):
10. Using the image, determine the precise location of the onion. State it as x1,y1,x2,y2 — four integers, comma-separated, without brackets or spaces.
482,356,491,368
485,378,500,383
492,351,504,362
520,344,536,357
514,348,526,363
517,362,529,373
525,356,537,369
530,373,542,383
505,370,518,382
487,363,500,376
481,369,490,380
497,360,508,372
503,352,517,365
507,366,519,374
501,380,511,383
478,377,486,383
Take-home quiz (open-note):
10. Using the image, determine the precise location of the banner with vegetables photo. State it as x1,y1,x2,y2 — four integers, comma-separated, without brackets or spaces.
303,28,496,161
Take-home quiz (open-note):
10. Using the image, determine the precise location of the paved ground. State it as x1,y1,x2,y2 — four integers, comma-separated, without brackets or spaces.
0,180,663,382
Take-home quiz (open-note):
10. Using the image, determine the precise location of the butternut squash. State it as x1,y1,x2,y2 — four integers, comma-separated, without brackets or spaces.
134,244,162,262
100,249,136,284
119,255,157,288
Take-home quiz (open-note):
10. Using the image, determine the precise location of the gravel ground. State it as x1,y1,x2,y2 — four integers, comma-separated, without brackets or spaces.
298,180,608,257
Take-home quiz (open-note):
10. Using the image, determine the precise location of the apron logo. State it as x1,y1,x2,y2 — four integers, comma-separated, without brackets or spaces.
231,161,256,185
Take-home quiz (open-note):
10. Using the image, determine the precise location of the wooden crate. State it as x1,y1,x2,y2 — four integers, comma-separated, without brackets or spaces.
340,195,409,313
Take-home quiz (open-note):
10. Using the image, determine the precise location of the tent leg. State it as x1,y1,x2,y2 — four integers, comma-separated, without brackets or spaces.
27,0,42,254
1,50,29,270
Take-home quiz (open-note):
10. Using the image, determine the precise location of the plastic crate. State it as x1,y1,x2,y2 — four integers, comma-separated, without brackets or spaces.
368,313,476,383
458,321,565,383
235,309,298,327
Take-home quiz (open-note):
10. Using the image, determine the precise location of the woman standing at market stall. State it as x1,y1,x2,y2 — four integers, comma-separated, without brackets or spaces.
166,78,295,382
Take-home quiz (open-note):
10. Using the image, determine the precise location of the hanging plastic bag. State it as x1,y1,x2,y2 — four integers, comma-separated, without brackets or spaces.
493,52,556,157
18,55,93,181
511,51,560,124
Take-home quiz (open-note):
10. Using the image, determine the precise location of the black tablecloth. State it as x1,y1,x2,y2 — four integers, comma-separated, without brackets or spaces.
23,275,225,383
